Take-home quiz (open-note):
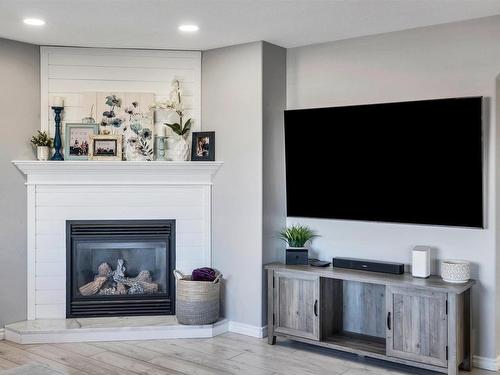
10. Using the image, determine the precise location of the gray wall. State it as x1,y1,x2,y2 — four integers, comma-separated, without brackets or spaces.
287,15,500,359
202,41,287,328
496,77,500,355
202,42,264,327
262,42,287,323
0,38,39,327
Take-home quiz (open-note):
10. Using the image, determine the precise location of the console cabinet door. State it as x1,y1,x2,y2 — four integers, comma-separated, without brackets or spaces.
386,286,448,367
273,271,320,341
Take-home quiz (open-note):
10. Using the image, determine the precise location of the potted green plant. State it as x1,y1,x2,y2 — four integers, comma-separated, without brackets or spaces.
279,225,319,265
30,131,53,161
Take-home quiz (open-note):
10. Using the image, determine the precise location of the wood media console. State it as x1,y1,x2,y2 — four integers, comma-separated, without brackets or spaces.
265,263,473,375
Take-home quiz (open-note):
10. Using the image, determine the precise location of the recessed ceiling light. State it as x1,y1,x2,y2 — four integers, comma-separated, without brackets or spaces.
179,24,199,32
23,18,45,26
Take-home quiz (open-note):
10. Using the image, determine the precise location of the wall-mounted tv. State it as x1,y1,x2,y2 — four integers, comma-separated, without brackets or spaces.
284,97,484,228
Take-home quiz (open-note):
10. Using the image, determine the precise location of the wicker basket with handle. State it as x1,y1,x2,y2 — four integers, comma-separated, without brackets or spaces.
173,269,222,325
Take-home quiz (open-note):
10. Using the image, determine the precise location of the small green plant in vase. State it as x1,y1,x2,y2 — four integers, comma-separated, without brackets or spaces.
279,225,319,265
30,131,53,161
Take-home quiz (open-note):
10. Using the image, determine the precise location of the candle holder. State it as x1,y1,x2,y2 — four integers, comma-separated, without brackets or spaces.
50,106,64,161
155,136,167,161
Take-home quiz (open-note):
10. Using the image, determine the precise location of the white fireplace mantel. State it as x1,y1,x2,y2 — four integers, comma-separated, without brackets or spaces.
13,160,223,185
13,160,223,321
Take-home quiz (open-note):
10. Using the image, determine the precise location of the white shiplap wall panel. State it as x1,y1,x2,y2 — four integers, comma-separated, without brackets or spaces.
36,262,65,277
33,183,211,318
36,277,65,290
41,47,201,136
36,305,65,319
48,53,199,69
36,186,204,205
35,206,203,221
48,65,195,82
47,80,195,94
36,290,65,305
35,248,65,263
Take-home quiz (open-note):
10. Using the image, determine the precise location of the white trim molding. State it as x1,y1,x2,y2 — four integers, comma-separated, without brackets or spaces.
0,328,4,340
228,321,267,338
473,354,500,371
13,161,223,185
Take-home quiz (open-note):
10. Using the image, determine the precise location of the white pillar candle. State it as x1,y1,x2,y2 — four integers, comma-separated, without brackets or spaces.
155,123,166,137
53,96,64,107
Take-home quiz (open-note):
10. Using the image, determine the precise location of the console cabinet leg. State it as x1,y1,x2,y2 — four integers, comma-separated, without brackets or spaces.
268,335,276,345
447,293,458,375
267,269,276,345
460,288,472,371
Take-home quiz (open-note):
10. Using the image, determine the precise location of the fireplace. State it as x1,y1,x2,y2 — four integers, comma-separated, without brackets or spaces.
66,220,175,318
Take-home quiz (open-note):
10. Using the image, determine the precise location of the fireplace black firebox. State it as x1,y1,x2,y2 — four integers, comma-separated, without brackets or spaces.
66,220,175,318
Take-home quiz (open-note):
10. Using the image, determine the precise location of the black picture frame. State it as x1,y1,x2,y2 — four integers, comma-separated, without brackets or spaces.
191,131,215,161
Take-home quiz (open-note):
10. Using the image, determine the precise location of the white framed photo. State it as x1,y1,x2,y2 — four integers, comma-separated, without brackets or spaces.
64,123,99,160
89,135,122,161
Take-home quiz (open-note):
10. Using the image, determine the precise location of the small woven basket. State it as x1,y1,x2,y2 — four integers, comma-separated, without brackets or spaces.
174,269,222,325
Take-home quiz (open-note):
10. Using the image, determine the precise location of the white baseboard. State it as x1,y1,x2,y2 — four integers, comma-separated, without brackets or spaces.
0,329,4,340
473,354,500,371
228,321,267,338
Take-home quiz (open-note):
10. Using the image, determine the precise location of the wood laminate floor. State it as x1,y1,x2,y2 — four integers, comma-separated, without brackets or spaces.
0,333,496,375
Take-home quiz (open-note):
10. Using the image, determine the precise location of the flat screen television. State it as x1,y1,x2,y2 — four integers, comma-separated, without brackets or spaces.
284,97,484,228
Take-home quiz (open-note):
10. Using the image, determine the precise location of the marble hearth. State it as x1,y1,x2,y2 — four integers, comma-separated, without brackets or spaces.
5,316,228,344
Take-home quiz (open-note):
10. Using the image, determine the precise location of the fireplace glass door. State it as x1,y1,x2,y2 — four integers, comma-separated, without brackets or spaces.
67,220,175,318
73,241,167,297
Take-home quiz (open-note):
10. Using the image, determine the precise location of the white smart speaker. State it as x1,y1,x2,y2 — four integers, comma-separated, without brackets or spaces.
412,246,430,278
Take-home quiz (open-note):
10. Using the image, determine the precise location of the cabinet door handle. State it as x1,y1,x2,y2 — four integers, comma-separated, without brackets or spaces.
314,300,318,317
387,312,391,330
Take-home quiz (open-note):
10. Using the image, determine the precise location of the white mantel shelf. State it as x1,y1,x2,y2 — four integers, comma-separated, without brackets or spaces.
12,160,223,185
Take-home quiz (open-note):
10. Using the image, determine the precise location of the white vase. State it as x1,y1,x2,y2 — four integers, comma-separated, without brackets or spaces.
36,146,50,161
167,135,190,161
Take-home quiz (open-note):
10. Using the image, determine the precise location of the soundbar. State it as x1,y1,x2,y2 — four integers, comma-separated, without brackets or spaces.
332,257,404,275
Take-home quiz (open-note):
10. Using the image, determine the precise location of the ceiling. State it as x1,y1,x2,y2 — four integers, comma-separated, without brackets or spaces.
1,0,500,50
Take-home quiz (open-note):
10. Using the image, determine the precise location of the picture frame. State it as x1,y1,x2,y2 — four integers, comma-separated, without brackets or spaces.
191,131,215,161
88,135,122,161
64,123,99,160
95,92,155,161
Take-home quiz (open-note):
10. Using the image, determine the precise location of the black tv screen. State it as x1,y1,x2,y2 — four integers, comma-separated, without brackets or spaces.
284,97,484,228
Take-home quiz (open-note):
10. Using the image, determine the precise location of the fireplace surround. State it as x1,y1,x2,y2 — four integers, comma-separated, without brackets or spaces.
13,160,222,320
66,220,176,318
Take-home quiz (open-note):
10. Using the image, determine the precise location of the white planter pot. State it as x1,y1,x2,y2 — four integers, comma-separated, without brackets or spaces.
167,135,190,161
36,146,50,161
441,260,470,283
